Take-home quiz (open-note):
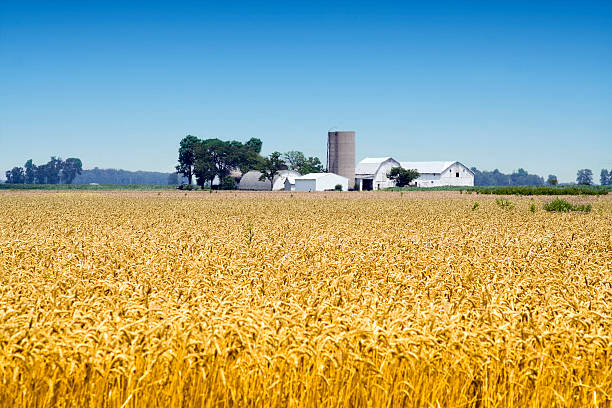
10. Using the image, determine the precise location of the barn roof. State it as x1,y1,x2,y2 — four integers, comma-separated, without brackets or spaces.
355,157,399,176
238,170,300,190
295,172,347,180
399,161,468,174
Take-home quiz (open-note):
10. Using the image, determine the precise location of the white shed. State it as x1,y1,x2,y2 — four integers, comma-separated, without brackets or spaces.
294,173,349,192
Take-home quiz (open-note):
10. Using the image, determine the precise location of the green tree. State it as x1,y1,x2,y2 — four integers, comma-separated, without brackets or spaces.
61,158,82,184
176,135,200,185
301,156,324,174
283,151,324,175
283,151,306,171
547,175,558,185
24,160,36,184
576,169,593,185
257,152,286,190
193,141,217,188
387,167,419,187
245,138,263,154
220,175,236,190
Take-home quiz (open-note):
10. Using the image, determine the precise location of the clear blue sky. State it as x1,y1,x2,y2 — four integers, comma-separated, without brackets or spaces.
1,1,610,182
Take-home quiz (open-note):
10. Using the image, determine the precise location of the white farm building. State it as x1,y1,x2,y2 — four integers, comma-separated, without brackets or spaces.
293,173,349,192
238,170,301,191
355,157,474,190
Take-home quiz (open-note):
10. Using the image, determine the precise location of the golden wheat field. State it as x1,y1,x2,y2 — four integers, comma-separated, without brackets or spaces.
1,191,611,407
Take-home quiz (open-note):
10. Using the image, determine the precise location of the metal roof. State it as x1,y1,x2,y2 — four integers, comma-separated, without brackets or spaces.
355,157,399,176
295,172,347,180
238,170,301,190
399,161,457,174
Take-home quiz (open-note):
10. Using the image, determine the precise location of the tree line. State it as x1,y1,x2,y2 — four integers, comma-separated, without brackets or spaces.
4,157,82,184
175,135,323,190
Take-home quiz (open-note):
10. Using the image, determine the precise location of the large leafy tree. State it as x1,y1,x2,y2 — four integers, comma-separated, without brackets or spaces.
61,158,83,184
576,169,593,185
258,152,286,190
547,175,558,185
176,135,200,185
193,140,218,188
387,167,419,187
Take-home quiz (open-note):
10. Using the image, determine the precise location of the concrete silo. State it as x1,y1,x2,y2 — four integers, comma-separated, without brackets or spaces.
327,131,355,188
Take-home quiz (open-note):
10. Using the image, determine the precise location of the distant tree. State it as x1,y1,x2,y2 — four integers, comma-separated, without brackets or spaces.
547,175,558,185
10,167,25,184
61,158,82,184
24,160,36,184
600,169,611,186
577,169,593,185
45,157,63,184
510,168,544,185
4,170,10,183
167,172,179,185
258,152,286,190
176,135,200,185
34,163,47,184
387,167,419,187
471,167,544,186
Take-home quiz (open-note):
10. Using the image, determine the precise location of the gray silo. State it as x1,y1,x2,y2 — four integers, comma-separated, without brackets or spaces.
327,131,355,188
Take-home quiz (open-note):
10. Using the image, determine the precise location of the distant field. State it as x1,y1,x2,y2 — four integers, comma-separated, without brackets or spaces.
0,191,610,407
3,183,611,196
0,183,176,190
387,185,612,195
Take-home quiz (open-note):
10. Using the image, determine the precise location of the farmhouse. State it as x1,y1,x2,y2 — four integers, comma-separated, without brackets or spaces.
294,173,349,192
355,158,474,190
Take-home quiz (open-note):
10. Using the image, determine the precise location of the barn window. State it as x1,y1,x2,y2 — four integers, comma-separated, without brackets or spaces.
456,172,459,177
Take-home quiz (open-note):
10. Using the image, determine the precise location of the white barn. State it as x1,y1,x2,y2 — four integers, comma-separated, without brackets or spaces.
355,157,400,191
355,157,474,190
401,161,474,187
294,173,349,192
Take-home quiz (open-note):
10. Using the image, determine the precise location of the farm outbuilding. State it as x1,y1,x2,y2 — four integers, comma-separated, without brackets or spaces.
294,173,349,192
238,170,301,191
